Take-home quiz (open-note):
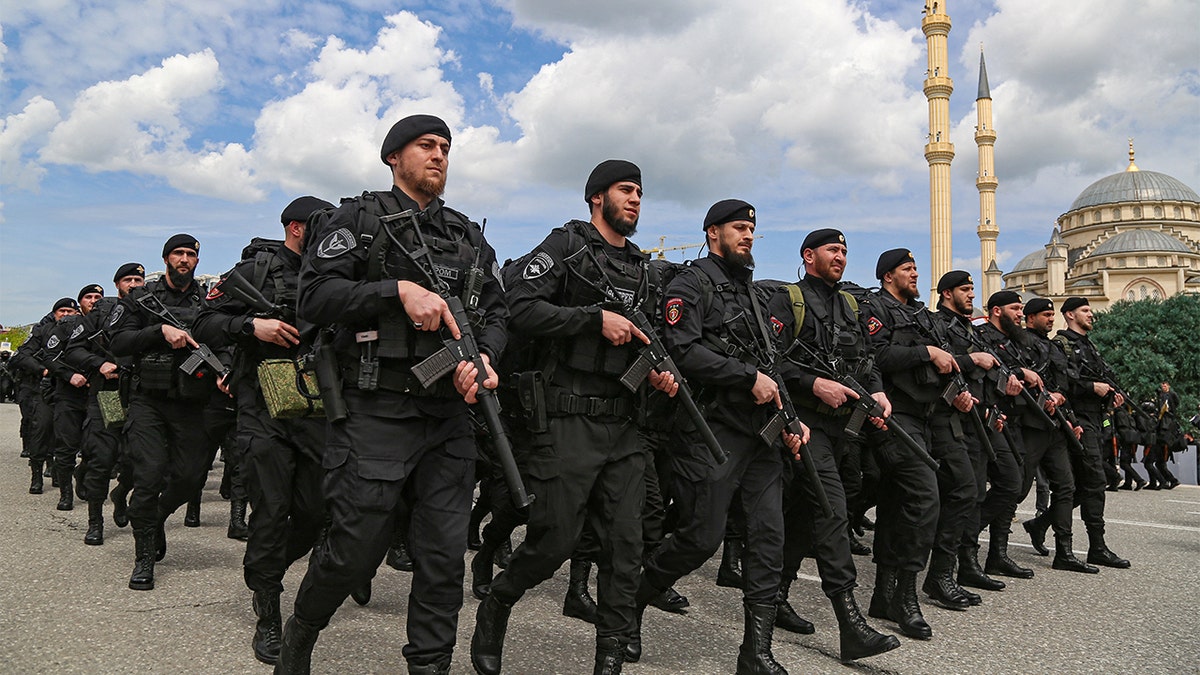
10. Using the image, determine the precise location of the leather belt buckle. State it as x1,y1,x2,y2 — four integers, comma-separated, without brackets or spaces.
355,330,379,343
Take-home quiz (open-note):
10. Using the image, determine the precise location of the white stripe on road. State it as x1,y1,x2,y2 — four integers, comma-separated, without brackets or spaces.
1166,500,1200,505
1015,510,1200,533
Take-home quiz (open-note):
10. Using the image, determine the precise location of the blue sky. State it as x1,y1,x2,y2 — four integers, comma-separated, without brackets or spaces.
2,0,1198,324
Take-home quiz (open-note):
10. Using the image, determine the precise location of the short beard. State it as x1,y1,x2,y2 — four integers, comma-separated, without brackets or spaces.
719,240,754,268
167,267,194,290
399,165,446,200
601,198,638,237
898,284,920,302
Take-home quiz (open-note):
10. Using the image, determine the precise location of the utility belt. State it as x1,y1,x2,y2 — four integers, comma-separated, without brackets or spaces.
340,361,458,398
546,390,634,419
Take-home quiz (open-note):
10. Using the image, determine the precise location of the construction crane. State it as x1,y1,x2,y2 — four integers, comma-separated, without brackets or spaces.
641,235,763,260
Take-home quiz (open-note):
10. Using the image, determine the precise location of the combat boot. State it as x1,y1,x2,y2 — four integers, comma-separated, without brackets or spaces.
717,537,745,589
471,594,512,675
110,483,130,527
774,577,814,634
594,636,625,675
49,462,57,486
252,590,282,665
387,526,414,571
626,577,659,663
29,461,44,494
1022,516,1050,556
985,532,1033,579
471,544,495,600
228,498,249,541
831,590,900,662
563,559,599,624
1052,535,1098,574
351,580,371,606
867,564,895,619
956,546,1004,591
57,469,74,510
407,659,450,675
128,527,156,591
84,500,105,545
493,537,512,569
735,602,787,674
1085,530,1130,569
184,495,201,527
886,570,932,640
649,586,690,614
155,513,168,562
848,530,872,556
921,551,970,611
74,462,89,501
274,615,321,675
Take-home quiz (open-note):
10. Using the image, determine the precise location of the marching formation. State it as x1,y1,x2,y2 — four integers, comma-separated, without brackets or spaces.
8,114,1174,675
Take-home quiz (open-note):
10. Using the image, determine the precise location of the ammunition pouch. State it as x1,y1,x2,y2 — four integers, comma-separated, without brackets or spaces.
136,352,175,391
97,390,127,430
515,371,548,432
172,367,213,401
258,359,324,419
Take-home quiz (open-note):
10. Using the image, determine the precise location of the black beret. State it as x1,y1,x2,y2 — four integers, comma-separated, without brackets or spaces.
52,298,80,313
281,196,335,225
936,270,972,294
986,290,1023,310
875,248,914,280
162,233,199,258
1061,296,1090,313
77,284,104,302
113,262,146,282
703,199,755,230
380,114,451,165
801,228,845,252
1023,297,1053,315
584,159,642,202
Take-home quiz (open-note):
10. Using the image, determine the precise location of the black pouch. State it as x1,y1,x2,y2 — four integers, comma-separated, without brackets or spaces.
173,367,212,401
137,352,174,391
517,371,548,433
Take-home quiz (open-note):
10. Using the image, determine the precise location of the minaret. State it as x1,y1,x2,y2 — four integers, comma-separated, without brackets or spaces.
923,1,954,297
975,47,1001,298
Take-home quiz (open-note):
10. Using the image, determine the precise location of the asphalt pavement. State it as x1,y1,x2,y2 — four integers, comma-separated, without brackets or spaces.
0,402,1196,674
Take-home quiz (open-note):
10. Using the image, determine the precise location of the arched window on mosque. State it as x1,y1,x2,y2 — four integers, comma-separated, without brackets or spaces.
1133,206,1142,218
1113,208,1122,220
1093,210,1102,223
1174,206,1183,219
1137,256,1147,266
1154,206,1163,218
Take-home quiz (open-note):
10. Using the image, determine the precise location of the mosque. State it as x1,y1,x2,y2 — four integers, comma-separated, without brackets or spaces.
921,1,1200,311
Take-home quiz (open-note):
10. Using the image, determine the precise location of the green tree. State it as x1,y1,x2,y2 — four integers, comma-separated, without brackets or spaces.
1090,294,1200,417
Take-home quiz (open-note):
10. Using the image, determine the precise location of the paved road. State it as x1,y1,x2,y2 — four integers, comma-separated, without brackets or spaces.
0,402,1196,674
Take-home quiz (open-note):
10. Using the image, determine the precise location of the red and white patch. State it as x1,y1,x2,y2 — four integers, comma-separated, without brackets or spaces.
866,317,883,335
770,316,784,335
665,298,684,326
206,286,224,301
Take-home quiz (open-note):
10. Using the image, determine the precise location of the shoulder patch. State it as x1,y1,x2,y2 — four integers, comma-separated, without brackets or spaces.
108,304,125,327
70,324,86,340
46,335,60,349
491,261,504,291
522,251,554,280
770,316,784,336
206,286,224,301
866,316,883,336
665,298,684,326
316,227,356,259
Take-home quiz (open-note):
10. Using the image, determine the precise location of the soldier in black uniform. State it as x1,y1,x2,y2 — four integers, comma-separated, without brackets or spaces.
278,115,508,675
767,228,901,662
1151,382,1183,489
11,299,79,495
61,264,146,544
472,160,677,675
1015,297,1098,572
193,195,333,665
1052,297,1130,569
42,285,105,511
630,199,805,674
109,234,219,591
861,249,967,641
929,273,1017,596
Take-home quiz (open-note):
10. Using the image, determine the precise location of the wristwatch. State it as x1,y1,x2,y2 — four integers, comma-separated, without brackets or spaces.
240,317,256,336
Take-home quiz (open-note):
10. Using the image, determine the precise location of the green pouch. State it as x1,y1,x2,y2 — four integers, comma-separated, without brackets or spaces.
97,390,127,429
258,359,324,419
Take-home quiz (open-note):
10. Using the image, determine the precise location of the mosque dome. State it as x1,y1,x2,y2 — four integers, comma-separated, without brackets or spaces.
1087,230,1193,258
1010,248,1046,272
1069,170,1200,211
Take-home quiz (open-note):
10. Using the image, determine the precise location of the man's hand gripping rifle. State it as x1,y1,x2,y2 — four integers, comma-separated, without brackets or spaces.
386,210,534,509
785,338,939,471
134,293,229,382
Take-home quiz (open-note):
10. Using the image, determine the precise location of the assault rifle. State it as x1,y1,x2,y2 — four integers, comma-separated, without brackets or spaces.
784,339,939,470
213,269,291,321
134,292,229,381
385,210,534,509
759,367,833,518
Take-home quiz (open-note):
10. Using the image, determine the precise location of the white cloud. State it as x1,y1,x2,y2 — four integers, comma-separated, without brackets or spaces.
40,50,265,201
0,96,61,190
